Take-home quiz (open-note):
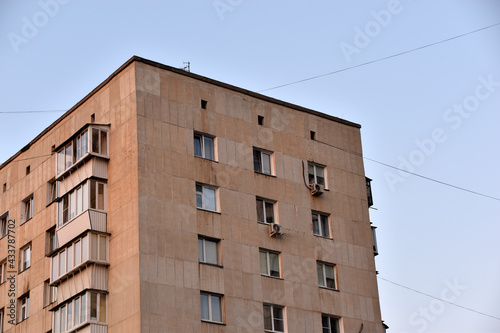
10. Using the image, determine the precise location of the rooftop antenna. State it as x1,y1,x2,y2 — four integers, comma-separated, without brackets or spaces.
183,62,190,72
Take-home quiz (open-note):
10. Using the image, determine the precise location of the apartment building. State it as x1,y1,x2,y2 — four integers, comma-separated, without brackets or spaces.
0,56,384,332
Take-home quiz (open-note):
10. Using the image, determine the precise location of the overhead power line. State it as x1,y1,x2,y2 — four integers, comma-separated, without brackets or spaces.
378,276,500,321
258,22,500,92
363,157,500,202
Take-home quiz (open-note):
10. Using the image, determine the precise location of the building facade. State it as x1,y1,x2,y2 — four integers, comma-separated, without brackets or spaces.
0,56,384,332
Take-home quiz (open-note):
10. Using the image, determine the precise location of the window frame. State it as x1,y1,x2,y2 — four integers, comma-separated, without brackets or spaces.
200,292,223,324
56,126,109,177
51,233,107,283
312,211,331,238
263,303,285,333
0,307,3,333
259,249,281,278
18,293,30,323
0,260,6,284
0,212,7,239
198,236,220,266
21,194,34,224
253,147,273,175
44,279,57,307
46,227,58,255
194,132,216,161
317,261,338,290
47,178,59,205
308,162,327,187
53,291,106,333
19,243,31,273
322,314,341,333
57,179,106,228
256,197,276,225
195,183,219,212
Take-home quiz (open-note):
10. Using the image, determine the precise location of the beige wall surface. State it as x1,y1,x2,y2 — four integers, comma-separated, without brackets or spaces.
135,61,382,333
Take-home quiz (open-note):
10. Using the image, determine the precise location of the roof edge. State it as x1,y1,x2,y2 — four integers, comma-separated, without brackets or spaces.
1,55,360,170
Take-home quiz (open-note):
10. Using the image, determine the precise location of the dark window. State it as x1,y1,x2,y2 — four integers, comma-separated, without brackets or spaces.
201,100,208,109
310,131,316,140
26,166,30,175
258,115,264,125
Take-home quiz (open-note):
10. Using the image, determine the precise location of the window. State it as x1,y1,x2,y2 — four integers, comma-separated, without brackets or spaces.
0,308,3,333
200,293,222,323
308,162,326,186
53,291,104,333
26,165,30,175
91,128,108,156
196,183,217,212
47,227,58,254
44,280,57,306
371,226,378,256
20,244,31,272
56,126,108,176
47,178,58,204
312,212,330,238
263,304,284,332
253,148,273,175
256,198,275,224
201,100,208,109
259,249,280,278
322,314,340,333
0,260,6,284
0,212,7,238
258,115,264,125
317,262,337,290
366,177,373,207
310,131,316,140
2,183,5,193
194,133,215,160
57,180,105,227
18,294,29,322
21,195,34,224
51,234,105,282
198,237,219,265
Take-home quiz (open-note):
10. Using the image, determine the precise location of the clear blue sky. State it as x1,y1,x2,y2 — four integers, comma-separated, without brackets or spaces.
1,1,500,332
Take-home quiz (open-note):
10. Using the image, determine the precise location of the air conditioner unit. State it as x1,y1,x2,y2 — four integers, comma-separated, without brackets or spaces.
310,183,325,196
269,223,284,237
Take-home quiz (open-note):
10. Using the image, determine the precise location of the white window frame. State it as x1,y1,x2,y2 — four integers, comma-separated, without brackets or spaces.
44,279,57,307
0,260,6,284
194,132,216,161
198,236,219,266
263,303,285,333
259,249,281,278
253,148,273,175
57,180,106,228
256,198,275,224
51,233,106,283
322,314,341,333
317,261,337,290
47,178,59,205
21,195,34,224
56,126,109,177
18,294,29,322
0,212,7,238
200,292,223,323
53,291,106,333
308,162,326,187
0,307,3,333
312,211,330,238
196,183,218,212
47,227,58,254
20,244,31,272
